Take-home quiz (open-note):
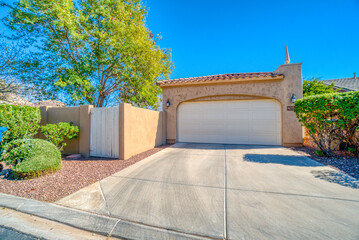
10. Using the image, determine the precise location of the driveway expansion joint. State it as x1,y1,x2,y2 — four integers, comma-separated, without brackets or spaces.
98,181,111,216
111,175,225,189
223,146,228,240
227,188,359,202
107,219,121,238
15,202,24,211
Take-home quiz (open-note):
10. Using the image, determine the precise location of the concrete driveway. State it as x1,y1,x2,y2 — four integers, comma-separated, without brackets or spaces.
57,143,359,239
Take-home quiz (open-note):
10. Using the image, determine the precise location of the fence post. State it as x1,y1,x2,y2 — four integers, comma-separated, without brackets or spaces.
119,103,133,160
39,106,49,125
161,111,167,145
37,106,50,139
79,105,93,157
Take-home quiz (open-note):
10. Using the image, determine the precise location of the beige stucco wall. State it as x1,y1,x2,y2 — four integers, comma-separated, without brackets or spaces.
39,105,93,156
119,103,166,160
161,63,303,147
39,103,165,159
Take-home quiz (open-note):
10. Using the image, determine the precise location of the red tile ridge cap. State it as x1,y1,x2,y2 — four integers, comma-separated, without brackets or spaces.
157,72,283,86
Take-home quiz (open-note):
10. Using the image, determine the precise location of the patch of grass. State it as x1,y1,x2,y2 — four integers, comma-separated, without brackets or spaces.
7,139,61,179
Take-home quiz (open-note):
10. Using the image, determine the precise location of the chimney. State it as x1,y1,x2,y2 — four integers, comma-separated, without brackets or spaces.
285,46,290,64
354,72,356,79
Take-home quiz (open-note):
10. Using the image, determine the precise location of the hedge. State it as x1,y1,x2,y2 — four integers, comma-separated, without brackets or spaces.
0,139,61,179
41,122,79,152
0,104,40,148
294,91,359,156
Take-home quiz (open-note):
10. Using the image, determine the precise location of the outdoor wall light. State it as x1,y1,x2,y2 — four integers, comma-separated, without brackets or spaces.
291,94,297,103
166,99,171,107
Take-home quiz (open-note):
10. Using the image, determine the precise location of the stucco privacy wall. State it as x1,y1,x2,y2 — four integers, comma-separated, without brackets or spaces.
39,104,165,160
39,105,92,156
119,103,166,160
161,63,303,146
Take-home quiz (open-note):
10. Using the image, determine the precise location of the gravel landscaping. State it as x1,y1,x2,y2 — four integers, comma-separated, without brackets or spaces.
292,139,359,180
0,144,171,202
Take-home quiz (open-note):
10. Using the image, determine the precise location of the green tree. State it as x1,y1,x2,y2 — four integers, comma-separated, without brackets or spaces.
2,0,173,108
303,78,338,97
0,39,21,94
0,38,51,101
0,79,18,94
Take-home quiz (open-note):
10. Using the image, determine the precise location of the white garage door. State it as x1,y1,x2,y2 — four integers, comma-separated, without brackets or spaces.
177,100,281,145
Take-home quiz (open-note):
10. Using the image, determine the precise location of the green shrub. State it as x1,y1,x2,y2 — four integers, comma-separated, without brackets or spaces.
0,104,40,148
0,139,33,166
295,91,359,156
0,139,61,179
40,122,79,151
348,147,355,153
316,149,324,157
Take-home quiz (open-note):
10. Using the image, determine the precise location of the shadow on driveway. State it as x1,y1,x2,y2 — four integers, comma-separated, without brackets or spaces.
243,154,323,167
243,154,359,188
311,170,359,189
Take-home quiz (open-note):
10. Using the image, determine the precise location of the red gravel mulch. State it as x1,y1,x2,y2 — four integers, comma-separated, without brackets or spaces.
292,139,359,180
0,144,172,202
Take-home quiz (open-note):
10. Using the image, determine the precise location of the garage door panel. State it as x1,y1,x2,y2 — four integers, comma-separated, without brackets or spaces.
177,100,281,145
228,105,249,111
229,114,250,121
251,127,279,136
227,127,250,135
252,121,277,129
252,111,277,119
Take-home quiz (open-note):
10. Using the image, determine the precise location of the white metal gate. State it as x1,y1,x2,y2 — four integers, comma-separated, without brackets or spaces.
90,107,119,158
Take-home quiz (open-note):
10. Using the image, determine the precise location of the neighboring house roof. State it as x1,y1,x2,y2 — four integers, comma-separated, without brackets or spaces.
157,72,284,87
319,77,359,91
36,100,66,107
0,93,34,106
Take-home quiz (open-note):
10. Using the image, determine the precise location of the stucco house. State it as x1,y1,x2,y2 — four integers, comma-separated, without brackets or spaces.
158,62,303,147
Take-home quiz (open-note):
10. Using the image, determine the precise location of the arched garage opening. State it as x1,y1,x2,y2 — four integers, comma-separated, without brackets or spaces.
177,99,282,145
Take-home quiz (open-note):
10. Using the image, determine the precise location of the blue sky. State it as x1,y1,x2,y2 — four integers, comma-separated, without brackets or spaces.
1,0,358,80
145,0,359,80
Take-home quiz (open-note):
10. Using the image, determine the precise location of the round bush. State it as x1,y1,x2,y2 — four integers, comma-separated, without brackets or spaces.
0,139,61,179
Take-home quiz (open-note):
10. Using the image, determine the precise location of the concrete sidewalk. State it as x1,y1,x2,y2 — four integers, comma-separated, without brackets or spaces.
0,207,117,240
0,193,207,239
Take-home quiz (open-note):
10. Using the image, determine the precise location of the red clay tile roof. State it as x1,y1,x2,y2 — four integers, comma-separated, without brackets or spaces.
157,72,283,86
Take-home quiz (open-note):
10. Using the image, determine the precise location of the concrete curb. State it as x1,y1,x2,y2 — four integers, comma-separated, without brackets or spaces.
0,193,214,240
